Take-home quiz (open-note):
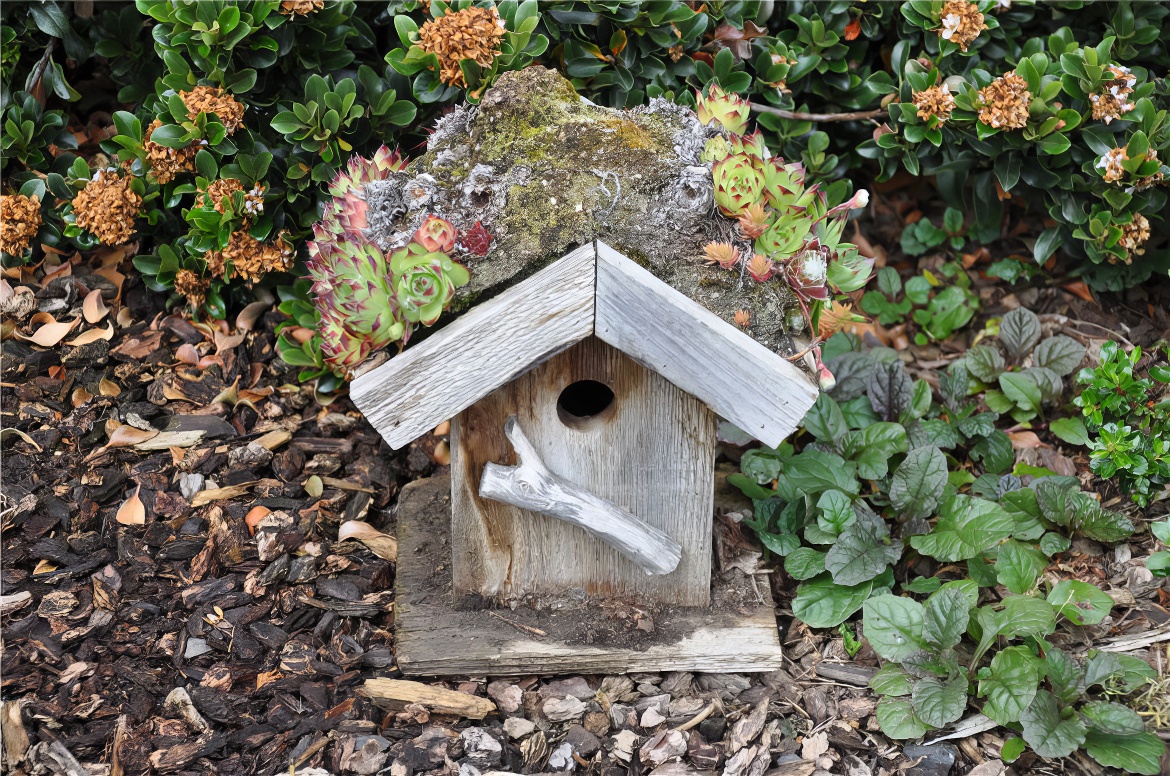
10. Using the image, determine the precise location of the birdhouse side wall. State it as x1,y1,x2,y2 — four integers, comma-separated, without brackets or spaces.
450,337,716,608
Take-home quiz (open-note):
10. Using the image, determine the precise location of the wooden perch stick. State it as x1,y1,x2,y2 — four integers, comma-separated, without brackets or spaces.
479,416,683,576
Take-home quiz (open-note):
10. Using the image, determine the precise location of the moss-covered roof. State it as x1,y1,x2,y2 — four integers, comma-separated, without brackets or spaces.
364,66,799,353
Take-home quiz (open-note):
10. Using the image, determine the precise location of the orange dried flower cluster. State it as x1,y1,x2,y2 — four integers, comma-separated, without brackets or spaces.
174,269,210,308
912,84,956,123
1116,214,1150,263
1,194,42,257
145,119,198,184
1090,65,1137,124
72,169,142,246
279,0,324,14
937,0,986,52
181,86,246,134
1096,147,1127,184
418,6,506,87
205,229,294,283
200,178,244,212
977,73,1031,130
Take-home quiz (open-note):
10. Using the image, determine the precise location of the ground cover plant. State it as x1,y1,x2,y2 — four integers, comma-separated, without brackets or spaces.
2,2,1170,775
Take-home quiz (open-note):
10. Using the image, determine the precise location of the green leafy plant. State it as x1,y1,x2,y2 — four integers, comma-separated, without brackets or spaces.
900,207,966,256
960,307,1087,424
1071,341,1170,505
1148,519,1170,577
859,264,979,344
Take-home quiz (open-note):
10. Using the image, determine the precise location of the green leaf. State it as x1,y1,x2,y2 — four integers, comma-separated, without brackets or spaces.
903,577,942,594
1083,732,1166,776
1000,308,1043,362
741,448,784,485
1085,651,1156,693
996,539,1048,594
863,594,927,661
1070,494,1134,543
922,587,971,650
1001,737,1027,762
825,503,903,586
792,575,872,628
876,696,929,739
868,360,914,421
1046,580,1114,626
816,489,855,536
847,422,909,480
890,445,948,520
1019,690,1087,758
871,664,914,696
1033,336,1086,376
784,548,826,580
1081,702,1146,735
909,495,1014,562
1039,532,1071,556
966,345,1006,382
978,645,1043,725
1049,417,1089,446
803,392,847,443
781,451,860,496
911,675,968,728
999,372,1043,414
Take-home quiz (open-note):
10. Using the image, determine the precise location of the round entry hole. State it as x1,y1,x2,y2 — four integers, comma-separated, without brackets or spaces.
557,380,616,429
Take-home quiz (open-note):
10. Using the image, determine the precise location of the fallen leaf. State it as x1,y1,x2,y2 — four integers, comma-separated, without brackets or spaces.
433,439,450,466
133,430,205,450
1008,431,1048,450
83,289,109,324
304,475,324,498
111,329,162,358
1062,281,1094,303
18,318,79,347
236,301,270,332
0,427,43,452
337,521,398,562
106,425,160,448
245,506,271,536
99,378,120,397
433,421,450,436
64,322,115,346
116,485,146,525
72,386,94,407
191,483,255,508
175,343,200,365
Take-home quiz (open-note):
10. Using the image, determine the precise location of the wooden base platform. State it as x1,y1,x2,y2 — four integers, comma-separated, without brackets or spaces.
393,476,784,676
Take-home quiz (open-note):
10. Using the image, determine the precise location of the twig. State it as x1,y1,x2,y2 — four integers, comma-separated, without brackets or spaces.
749,102,885,123
672,699,717,732
486,610,547,637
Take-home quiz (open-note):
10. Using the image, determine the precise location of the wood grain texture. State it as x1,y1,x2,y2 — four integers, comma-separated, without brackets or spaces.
452,337,715,607
594,241,818,449
350,243,596,450
479,416,682,575
396,476,782,676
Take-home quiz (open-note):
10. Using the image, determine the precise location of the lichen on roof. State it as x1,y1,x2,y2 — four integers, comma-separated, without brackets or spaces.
364,66,799,352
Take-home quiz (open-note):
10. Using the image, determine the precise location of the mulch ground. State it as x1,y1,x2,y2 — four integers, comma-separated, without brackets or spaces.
2,220,1170,776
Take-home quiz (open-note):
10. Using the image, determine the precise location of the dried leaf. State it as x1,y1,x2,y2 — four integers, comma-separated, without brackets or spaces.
106,425,159,448
0,427,43,452
245,506,271,536
175,343,201,364
64,322,115,346
337,521,398,562
99,377,120,397
1008,431,1047,450
304,475,324,498
83,289,109,323
18,318,78,347
190,483,255,508
433,439,450,466
134,430,205,450
72,385,94,407
236,300,270,332
433,421,450,436
116,485,146,525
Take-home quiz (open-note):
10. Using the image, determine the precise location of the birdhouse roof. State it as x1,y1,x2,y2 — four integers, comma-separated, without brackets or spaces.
351,241,817,450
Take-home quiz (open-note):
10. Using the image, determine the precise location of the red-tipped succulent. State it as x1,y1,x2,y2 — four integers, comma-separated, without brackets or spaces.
415,215,457,253
457,221,493,257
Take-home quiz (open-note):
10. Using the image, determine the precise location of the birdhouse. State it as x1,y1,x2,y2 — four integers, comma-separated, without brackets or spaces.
351,241,817,676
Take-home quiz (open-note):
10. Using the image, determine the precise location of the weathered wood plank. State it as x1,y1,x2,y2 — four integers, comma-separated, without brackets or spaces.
479,416,683,575
452,337,715,607
350,244,596,449
594,241,818,448
396,476,782,676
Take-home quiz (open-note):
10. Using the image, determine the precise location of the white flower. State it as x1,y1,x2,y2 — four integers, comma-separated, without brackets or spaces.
800,252,828,283
995,0,1011,8
940,13,961,39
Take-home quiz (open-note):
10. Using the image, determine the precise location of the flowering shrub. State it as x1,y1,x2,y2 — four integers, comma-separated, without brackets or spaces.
2,0,1168,381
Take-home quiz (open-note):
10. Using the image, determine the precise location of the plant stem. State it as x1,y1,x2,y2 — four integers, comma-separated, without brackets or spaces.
749,102,886,122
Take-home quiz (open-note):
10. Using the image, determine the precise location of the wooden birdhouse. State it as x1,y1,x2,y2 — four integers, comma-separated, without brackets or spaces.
352,241,817,676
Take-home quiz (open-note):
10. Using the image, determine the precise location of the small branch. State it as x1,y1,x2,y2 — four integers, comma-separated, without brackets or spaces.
749,102,885,123
479,416,683,575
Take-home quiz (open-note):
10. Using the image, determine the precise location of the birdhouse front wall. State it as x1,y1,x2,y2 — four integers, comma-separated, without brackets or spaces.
450,336,716,608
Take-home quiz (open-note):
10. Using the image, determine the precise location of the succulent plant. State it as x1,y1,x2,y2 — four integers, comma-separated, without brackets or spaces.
784,243,831,301
319,145,408,236
415,214,457,253
746,253,776,282
730,130,768,162
457,220,493,257
712,154,765,217
703,241,742,269
759,158,808,211
738,203,770,239
307,236,406,350
695,83,750,136
701,135,734,164
389,242,470,326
